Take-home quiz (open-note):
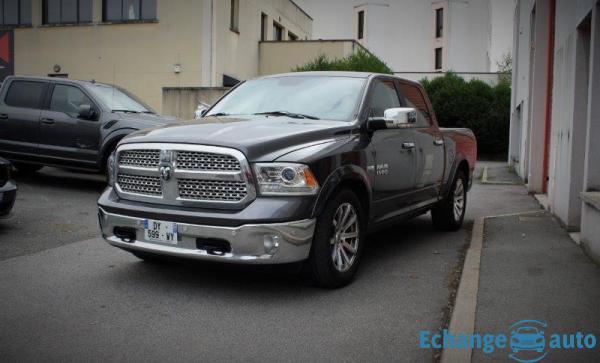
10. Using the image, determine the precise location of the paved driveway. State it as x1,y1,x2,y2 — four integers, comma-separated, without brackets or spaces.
0,164,534,361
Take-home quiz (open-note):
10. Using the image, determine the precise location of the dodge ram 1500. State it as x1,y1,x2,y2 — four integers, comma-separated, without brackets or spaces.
98,72,477,287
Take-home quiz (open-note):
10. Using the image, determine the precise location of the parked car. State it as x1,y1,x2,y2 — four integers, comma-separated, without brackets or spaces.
0,76,174,174
0,157,17,218
98,72,477,287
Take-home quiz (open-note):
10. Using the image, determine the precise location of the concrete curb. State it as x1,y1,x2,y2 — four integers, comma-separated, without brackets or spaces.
480,166,523,185
441,217,484,363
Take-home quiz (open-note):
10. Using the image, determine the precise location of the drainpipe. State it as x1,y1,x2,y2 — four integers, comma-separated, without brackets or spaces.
542,0,555,193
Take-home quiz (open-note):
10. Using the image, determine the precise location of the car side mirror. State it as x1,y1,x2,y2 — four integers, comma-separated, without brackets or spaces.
367,107,417,130
78,104,96,120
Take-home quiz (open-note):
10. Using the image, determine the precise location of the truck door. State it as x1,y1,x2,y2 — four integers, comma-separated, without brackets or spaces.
368,78,417,223
397,82,445,204
38,83,101,169
0,79,47,157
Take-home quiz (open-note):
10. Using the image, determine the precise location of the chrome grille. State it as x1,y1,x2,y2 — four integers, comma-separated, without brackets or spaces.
178,179,247,201
119,150,160,168
176,151,241,171
117,174,162,196
114,143,256,209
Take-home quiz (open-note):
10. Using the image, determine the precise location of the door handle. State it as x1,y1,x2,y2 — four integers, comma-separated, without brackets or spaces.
40,117,55,125
0,114,8,119
433,139,444,146
402,142,415,149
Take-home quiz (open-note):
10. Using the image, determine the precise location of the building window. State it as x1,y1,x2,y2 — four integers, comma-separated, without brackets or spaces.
273,21,283,41
288,31,297,41
435,8,443,38
103,0,157,22
435,47,443,70
357,10,364,39
0,0,32,26
260,12,267,40
230,0,239,32
43,0,93,24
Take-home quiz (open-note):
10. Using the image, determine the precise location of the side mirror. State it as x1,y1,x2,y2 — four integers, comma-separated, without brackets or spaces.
194,102,210,119
368,107,417,130
78,104,95,120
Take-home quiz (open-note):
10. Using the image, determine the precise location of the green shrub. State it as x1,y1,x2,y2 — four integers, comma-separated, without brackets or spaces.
421,73,510,157
293,50,393,74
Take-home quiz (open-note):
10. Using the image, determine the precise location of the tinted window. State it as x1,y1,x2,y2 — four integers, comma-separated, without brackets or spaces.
0,0,32,25
398,83,430,127
5,81,46,109
368,79,401,117
50,84,93,117
104,0,156,21
44,0,92,24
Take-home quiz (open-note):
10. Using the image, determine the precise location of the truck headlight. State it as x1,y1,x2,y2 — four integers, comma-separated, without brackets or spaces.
107,152,116,186
253,163,319,195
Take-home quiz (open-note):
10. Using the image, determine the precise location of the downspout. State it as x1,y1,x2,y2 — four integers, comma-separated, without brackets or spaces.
542,0,555,193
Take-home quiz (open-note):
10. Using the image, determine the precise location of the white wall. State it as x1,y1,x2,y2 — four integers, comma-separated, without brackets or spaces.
295,0,514,73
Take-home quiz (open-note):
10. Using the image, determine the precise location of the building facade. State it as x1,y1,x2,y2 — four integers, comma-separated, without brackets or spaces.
509,0,600,263
295,0,514,83
2,0,312,113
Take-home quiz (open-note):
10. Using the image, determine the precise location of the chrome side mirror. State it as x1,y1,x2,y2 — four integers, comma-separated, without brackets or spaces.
383,107,417,128
367,107,417,130
194,102,210,119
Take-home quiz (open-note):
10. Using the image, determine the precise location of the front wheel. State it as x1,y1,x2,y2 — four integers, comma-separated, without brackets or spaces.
302,189,365,288
431,170,467,231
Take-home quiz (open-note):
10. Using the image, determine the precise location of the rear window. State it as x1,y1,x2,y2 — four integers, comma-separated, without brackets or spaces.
5,81,46,109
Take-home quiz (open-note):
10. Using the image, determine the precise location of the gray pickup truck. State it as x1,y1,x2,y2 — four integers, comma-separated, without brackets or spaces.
98,72,477,287
0,76,173,174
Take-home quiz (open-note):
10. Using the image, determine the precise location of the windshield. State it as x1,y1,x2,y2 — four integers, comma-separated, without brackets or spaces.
87,83,154,113
206,76,366,121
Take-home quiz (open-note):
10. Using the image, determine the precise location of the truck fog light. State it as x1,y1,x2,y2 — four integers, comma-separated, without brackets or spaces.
264,234,280,255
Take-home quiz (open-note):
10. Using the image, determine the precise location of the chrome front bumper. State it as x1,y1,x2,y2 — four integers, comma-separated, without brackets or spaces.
98,207,315,264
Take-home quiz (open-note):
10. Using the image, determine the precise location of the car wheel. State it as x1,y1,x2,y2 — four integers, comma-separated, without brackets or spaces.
302,188,365,288
431,169,467,231
12,162,43,175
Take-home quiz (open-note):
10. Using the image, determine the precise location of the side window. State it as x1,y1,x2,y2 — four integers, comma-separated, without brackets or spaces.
368,79,401,117
398,83,431,127
5,81,46,109
50,84,93,118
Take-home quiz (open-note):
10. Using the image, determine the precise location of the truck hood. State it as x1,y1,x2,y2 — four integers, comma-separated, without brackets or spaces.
121,115,355,161
113,112,177,128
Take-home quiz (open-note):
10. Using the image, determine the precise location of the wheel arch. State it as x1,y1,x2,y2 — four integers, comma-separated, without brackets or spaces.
311,165,372,222
99,128,137,171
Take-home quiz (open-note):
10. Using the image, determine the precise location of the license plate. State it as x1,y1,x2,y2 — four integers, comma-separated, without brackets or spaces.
144,219,178,244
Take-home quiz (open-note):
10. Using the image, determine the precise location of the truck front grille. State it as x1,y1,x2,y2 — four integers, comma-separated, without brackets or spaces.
117,174,162,196
114,144,255,209
178,179,247,201
119,150,160,168
176,151,241,171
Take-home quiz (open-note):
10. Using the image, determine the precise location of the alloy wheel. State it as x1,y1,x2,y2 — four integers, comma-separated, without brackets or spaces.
453,178,465,221
330,202,360,272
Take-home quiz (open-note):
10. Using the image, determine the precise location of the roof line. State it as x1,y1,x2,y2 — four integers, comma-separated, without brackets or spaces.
288,0,313,20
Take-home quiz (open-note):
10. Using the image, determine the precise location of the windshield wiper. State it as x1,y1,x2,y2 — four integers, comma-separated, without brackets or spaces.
254,111,320,120
112,109,140,114
209,112,230,117
139,111,155,114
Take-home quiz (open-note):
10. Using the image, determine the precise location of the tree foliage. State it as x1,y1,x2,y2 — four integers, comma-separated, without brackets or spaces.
421,73,510,157
293,50,393,74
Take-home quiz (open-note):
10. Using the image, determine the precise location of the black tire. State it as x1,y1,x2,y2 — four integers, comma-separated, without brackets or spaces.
12,162,43,174
302,189,365,288
431,169,467,231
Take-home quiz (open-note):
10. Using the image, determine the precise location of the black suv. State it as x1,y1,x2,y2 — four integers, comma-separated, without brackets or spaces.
0,76,173,174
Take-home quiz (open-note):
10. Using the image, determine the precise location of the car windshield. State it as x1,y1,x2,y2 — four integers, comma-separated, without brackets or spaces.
206,76,366,121
87,83,154,113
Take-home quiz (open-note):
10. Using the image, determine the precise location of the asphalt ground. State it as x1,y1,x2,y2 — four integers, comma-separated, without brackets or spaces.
0,163,539,361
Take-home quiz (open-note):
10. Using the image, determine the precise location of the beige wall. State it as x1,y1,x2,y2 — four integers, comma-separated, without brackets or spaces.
13,0,313,113
258,40,362,75
212,0,312,84
15,0,206,113
162,87,229,120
